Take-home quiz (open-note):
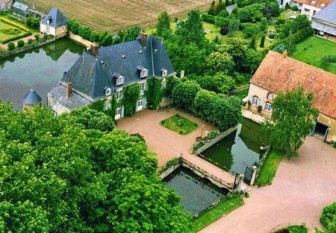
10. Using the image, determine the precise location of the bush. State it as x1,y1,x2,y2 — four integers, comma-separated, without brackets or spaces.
28,38,33,44
321,54,336,68
201,13,215,24
172,80,200,110
215,17,230,28
242,23,261,38
321,202,336,232
17,40,25,48
34,34,40,41
220,27,229,35
260,35,265,48
7,42,15,50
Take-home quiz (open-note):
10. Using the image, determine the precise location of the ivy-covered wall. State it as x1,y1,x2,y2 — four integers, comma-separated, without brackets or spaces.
146,78,163,110
123,83,140,116
89,96,117,120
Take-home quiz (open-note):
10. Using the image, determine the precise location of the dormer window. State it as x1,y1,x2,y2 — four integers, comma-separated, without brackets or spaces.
114,73,125,86
137,66,148,78
161,68,168,77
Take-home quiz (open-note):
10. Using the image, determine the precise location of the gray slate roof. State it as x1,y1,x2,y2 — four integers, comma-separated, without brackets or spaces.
62,36,175,100
312,20,336,35
13,1,28,11
23,89,42,104
312,0,336,25
41,7,68,28
48,84,91,110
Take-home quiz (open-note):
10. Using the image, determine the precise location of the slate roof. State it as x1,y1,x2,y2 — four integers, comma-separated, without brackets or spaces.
23,89,42,105
312,0,336,25
41,7,68,28
250,51,336,119
12,1,28,11
62,36,175,100
48,84,91,110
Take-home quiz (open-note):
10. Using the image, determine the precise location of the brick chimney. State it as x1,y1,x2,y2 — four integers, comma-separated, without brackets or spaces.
66,82,72,98
283,50,287,58
138,32,148,47
90,43,99,57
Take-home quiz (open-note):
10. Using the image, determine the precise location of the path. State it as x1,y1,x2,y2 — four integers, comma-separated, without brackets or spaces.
1,34,37,50
201,136,336,233
117,108,236,186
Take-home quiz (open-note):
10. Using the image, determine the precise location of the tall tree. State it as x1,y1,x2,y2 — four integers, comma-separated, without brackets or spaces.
156,11,172,38
264,87,318,159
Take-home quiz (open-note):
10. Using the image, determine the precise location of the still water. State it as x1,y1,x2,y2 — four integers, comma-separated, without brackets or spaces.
0,39,84,109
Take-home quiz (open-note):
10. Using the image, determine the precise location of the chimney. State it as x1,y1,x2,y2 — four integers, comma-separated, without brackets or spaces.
283,50,287,58
66,82,72,98
90,43,99,57
138,32,148,47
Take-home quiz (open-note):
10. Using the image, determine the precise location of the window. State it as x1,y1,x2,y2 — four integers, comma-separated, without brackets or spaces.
267,92,273,100
140,69,148,78
105,87,112,96
116,107,122,115
116,76,124,86
140,82,146,92
161,68,168,77
137,98,144,107
104,101,111,110
251,96,260,106
265,102,272,112
116,89,123,100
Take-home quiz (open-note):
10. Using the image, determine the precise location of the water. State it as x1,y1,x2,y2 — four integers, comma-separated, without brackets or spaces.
164,167,228,216
0,39,84,109
202,118,268,175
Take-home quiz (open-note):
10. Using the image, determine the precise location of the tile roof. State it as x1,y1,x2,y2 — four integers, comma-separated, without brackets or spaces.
41,7,68,28
0,0,12,4
23,89,42,104
312,0,336,25
62,36,175,100
250,51,336,119
294,0,333,8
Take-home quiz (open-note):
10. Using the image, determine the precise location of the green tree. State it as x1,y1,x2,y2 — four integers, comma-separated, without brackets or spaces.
17,40,25,48
172,80,200,109
206,51,235,74
7,42,15,50
249,36,256,50
0,102,191,232
260,35,266,48
156,11,172,38
264,87,318,159
320,202,336,233
123,26,141,42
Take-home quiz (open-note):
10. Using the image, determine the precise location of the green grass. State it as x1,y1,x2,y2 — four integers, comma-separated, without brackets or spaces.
191,195,243,232
288,225,308,233
160,114,198,135
291,36,336,74
256,150,282,186
0,20,26,43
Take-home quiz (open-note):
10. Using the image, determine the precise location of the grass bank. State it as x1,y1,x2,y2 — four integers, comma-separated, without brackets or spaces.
256,150,282,186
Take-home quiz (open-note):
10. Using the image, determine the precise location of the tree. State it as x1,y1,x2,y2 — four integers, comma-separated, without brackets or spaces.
190,72,236,94
172,80,200,109
264,87,318,159
260,35,266,48
259,17,268,31
122,26,141,42
208,0,217,15
0,103,191,232
320,202,336,233
249,36,256,50
205,51,235,74
242,23,261,38
156,11,172,38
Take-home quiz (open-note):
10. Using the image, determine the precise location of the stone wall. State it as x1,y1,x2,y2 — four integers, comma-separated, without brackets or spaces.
69,32,93,47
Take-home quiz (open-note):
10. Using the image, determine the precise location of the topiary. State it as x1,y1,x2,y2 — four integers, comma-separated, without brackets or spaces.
7,42,15,50
17,40,25,48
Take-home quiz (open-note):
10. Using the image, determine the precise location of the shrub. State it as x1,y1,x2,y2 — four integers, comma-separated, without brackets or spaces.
34,34,40,41
218,9,229,18
321,54,336,68
259,17,268,31
220,27,229,35
260,35,265,48
321,202,336,231
201,13,215,24
28,38,33,44
215,17,229,28
17,40,25,48
7,42,15,50
172,80,200,110
242,23,261,38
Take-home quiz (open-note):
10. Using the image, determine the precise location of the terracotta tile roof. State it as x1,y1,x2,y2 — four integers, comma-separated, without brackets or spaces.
293,0,333,8
250,51,336,119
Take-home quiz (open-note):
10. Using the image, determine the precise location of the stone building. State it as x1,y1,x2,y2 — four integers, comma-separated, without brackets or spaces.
312,0,336,41
22,89,42,111
244,51,336,143
48,33,175,117
40,7,68,37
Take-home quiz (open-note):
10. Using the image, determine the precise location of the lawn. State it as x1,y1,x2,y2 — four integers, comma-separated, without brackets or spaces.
160,114,198,135
22,0,212,32
291,36,336,74
191,195,243,232
256,150,282,186
0,20,26,43
275,225,308,233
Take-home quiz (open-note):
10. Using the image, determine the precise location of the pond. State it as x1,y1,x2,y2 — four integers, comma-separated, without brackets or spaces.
0,38,84,109
164,167,229,216
202,118,268,175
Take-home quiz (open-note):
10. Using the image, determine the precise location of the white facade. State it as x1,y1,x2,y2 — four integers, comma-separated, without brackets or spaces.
40,23,68,37
301,3,322,19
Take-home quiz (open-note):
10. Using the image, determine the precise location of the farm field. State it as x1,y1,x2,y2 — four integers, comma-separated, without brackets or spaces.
0,20,26,43
22,0,213,32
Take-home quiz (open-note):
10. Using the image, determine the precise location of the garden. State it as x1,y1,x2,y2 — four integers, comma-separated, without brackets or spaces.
0,18,30,43
160,114,198,135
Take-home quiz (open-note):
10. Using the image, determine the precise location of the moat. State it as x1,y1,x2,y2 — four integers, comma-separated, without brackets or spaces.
0,39,84,109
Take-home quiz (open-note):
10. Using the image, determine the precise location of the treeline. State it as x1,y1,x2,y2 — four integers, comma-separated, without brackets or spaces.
68,20,142,46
